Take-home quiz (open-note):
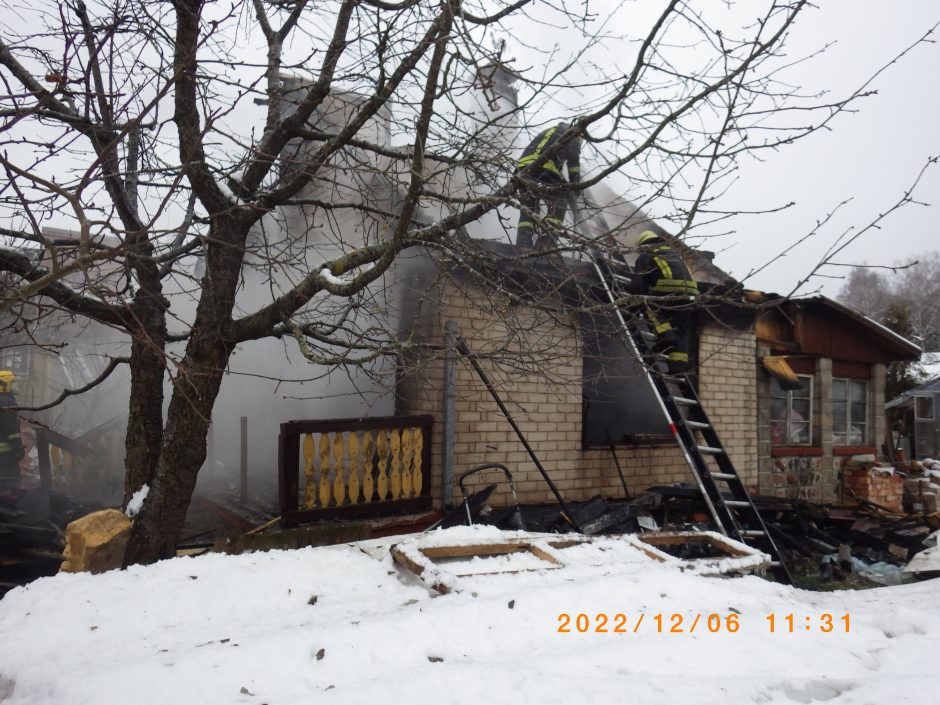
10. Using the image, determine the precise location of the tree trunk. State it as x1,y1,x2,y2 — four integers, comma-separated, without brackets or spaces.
123,217,245,564
122,292,168,506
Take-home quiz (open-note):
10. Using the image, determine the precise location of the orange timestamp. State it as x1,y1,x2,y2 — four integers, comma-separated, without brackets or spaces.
556,612,851,634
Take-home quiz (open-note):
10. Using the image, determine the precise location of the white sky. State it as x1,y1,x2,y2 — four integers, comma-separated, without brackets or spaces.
691,1,940,297
3,1,937,302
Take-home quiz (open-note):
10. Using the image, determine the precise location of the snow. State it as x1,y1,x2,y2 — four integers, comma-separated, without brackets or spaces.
320,266,349,286
125,484,149,518
921,352,940,382
1,526,939,704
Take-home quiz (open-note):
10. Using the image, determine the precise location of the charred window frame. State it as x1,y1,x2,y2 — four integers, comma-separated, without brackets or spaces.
832,378,868,446
581,312,698,448
770,374,813,446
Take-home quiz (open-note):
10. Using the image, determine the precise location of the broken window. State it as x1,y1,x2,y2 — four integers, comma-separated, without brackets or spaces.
914,395,936,458
770,375,812,445
582,314,676,447
832,378,868,446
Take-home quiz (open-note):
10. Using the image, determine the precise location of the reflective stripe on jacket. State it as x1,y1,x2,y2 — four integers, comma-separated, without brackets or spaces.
517,124,581,180
629,244,698,297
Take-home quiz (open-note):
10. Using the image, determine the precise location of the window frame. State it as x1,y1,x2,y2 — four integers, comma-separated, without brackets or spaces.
0,347,31,376
770,374,813,446
831,377,869,447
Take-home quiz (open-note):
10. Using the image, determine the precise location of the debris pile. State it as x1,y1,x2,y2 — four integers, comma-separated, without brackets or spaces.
903,458,940,515
0,489,98,596
841,459,904,512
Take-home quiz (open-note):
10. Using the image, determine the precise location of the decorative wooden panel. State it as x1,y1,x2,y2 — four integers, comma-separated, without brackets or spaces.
362,431,374,503
376,430,388,501
390,429,401,500
412,427,423,497
278,416,433,525
400,428,413,499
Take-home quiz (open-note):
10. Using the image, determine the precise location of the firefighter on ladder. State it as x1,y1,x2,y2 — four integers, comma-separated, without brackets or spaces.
628,231,699,374
515,122,581,248
0,370,25,490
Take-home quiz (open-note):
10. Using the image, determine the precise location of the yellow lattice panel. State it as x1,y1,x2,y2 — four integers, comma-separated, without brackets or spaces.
411,426,424,496
362,431,374,503
376,430,388,501
303,434,316,509
400,428,413,499
333,433,346,506
347,432,360,504
319,433,331,508
390,429,401,500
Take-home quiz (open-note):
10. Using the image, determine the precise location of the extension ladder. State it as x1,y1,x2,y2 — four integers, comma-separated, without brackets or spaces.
587,248,793,584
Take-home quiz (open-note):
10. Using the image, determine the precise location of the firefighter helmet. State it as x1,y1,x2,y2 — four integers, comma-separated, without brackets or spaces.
637,230,662,246
0,370,14,393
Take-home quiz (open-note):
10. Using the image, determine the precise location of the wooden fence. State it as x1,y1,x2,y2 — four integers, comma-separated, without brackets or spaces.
278,415,433,526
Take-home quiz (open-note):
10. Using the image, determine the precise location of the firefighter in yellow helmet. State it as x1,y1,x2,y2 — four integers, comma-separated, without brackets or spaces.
515,121,582,248
628,231,699,374
0,370,25,489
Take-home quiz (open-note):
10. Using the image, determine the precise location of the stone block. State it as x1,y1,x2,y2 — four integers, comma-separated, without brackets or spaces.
59,509,132,574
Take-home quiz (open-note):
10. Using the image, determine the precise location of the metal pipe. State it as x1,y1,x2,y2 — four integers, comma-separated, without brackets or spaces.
442,320,458,508
455,336,582,533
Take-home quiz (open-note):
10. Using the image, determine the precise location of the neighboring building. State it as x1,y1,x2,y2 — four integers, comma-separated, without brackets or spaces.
887,376,940,460
752,295,920,500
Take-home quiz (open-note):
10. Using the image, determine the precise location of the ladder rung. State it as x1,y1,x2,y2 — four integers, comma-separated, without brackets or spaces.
739,530,766,539
683,420,710,430
637,330,657,340
696,445,724,455
611,273,631,283
672,396,698,406
709,472,737,481
724,500,751,508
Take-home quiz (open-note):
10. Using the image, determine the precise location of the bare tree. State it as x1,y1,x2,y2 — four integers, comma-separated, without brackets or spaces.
0,0,928,563
838,250,940,351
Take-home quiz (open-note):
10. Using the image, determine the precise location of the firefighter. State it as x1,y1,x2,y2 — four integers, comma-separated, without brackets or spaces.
515,121,582,248
628,231,699,374
0,370,25,489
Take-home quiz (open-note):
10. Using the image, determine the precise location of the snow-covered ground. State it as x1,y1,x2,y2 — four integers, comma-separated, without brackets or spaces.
1,526,938,705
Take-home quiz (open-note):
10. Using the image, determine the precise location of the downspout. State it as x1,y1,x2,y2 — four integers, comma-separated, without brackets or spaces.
442,320,458,508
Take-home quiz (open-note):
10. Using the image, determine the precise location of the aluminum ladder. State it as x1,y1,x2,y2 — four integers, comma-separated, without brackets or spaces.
587,248,793,584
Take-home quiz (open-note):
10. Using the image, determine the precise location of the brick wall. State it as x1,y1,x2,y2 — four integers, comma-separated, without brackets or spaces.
840,462,904,511
398,274,691,508
697,321,758,489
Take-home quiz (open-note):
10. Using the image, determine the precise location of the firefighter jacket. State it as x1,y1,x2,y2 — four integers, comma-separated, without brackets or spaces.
0,391,24,462
517,123,581,182
628,243,699,297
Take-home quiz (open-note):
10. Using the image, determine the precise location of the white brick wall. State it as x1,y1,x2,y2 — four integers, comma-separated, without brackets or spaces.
399,277,727,508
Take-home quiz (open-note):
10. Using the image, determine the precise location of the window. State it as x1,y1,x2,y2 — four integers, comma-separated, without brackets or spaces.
0,347,30,376
770,375,812,445
832,378,868,446
581,312,694,446
915,396,936,458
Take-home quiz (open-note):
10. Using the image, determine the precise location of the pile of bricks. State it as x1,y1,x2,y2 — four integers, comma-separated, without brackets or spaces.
841,461,904,511
903,477,940,514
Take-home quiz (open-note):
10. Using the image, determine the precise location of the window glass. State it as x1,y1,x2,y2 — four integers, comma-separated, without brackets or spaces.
0,348,30,376
916,396,935,421
832,377,868,446
770,375,813,445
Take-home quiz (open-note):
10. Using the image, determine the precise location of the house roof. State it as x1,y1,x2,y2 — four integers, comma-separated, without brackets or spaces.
755,293,921,364
886,368,940,409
